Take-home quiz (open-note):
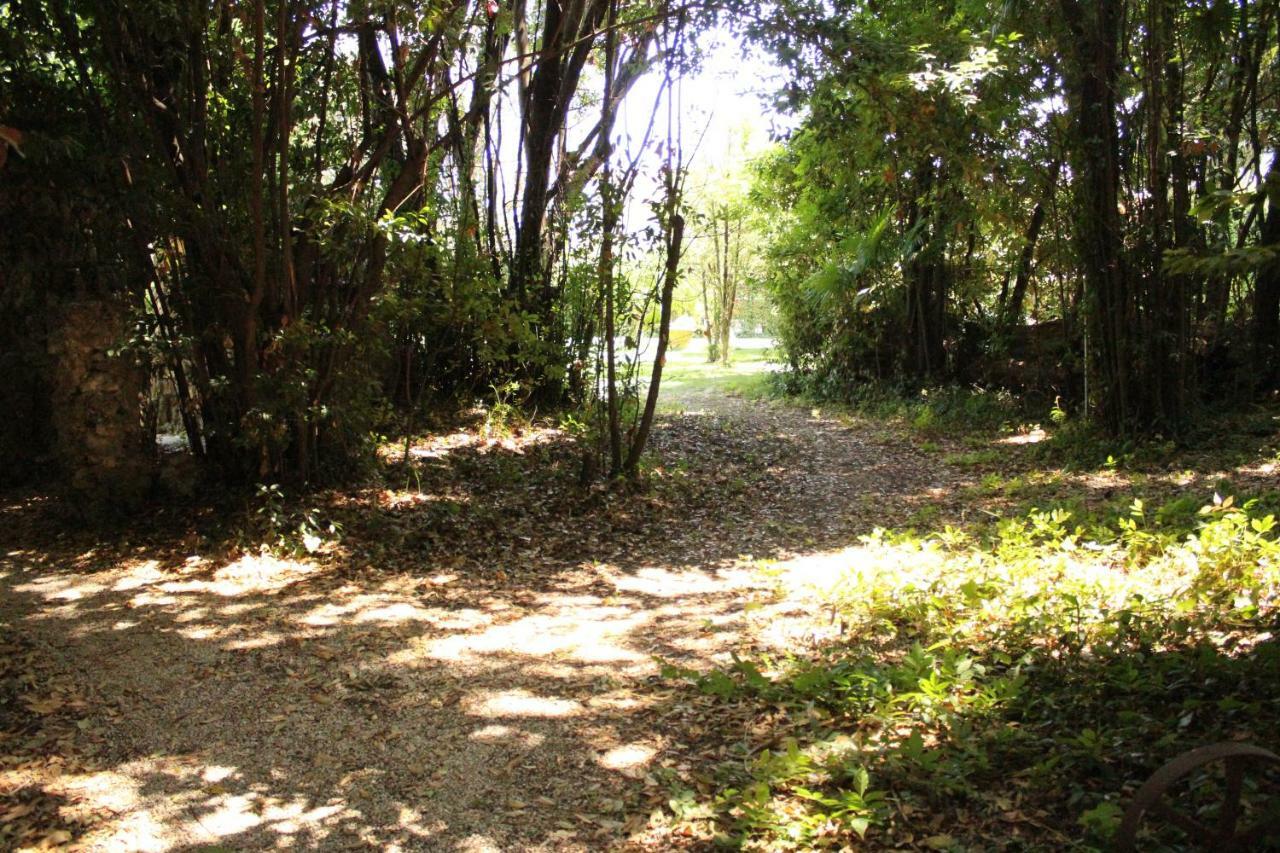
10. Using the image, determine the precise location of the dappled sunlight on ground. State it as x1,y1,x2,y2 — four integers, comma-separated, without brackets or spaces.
766,537,1190,615
7,371,1275,849
598,744,656,775
469,724,547,749
385,423,568,465
299,594,433,628
0,497,793,848
466,689,584,719
998,427,1047,445
0,359,997,848
419,601,650,667
1237,457,1279,477
608,564,756,598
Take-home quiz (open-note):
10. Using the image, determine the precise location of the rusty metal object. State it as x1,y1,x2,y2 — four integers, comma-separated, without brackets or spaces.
1115,742,1280,851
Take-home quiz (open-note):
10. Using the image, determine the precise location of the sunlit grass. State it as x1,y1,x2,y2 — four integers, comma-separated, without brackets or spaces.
656,337,777,411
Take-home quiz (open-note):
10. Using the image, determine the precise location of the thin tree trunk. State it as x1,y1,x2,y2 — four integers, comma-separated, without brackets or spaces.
625,214,684,477
599,0,623,476
1003,157,1062,330
245,0,267,423
719,215,731,364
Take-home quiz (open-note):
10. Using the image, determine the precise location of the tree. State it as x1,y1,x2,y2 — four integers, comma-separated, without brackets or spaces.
1,0,696,486
737,0,1278,431
683,127,763,365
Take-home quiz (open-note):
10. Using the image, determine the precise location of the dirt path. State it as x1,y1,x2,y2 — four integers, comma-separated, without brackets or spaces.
0,370,962,851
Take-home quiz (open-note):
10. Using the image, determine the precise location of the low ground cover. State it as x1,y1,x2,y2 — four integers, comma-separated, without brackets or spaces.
647,394,1280,851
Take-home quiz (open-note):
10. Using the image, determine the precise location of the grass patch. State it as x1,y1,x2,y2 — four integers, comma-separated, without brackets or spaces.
943,448,1002,467
657,341,778,411
810,383,1027,438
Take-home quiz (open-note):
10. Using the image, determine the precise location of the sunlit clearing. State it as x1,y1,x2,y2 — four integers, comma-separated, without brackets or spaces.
466,689,582,718
418,603,648,666
469,724,546,748
610,565,754,598
598,743,656,772
999,428,1047,445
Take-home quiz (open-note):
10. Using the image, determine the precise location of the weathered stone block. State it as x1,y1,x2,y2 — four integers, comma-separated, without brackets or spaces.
47,298,155,516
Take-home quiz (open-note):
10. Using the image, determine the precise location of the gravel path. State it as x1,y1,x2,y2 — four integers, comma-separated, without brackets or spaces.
0,375,961,851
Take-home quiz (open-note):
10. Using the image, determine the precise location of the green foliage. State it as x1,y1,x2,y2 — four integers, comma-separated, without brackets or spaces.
942,448,1001,467
677,129,775,363
747,0,1051,396
481,382,528,438
798,207,898,316
1,0,697,489
246,484,343,557
742,0,1280,432
661,493,1280,847
821,383,1024,436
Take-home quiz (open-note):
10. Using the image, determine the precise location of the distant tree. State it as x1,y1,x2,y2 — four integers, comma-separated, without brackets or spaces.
683,129,765,365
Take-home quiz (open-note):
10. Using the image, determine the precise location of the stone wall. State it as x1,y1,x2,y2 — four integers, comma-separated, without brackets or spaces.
46,298,154,516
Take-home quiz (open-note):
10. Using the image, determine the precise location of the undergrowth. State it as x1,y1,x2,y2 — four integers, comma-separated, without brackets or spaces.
658,493,1280,850
1036,403,1280,472
781,381,1280,476
781,381,1026,438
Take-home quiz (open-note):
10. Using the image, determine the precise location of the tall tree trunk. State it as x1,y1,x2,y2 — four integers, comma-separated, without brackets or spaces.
245,0,268,428
1255,161,1280,387
902,164,949,378
1060,0,1132,433
598,0,623,476
511,0,608,403
513,0,607,308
